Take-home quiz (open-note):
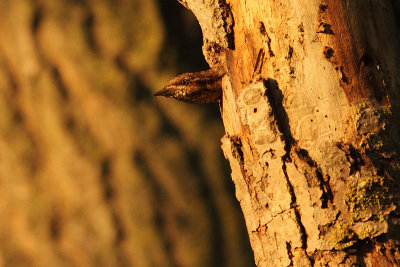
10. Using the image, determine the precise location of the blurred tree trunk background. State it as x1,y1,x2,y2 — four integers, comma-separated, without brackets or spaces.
0,0,254,266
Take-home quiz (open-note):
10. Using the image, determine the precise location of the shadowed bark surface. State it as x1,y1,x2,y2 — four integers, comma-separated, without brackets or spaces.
0,0,254,266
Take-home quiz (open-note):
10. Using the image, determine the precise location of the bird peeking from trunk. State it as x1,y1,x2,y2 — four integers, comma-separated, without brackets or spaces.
154,68,225,104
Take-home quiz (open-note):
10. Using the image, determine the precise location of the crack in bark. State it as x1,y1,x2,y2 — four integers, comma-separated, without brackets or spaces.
229,135,264,209
317,22,335,34
282,158,316,266
286,242,294,266
323,46,335,60
282,160,309,250
337,143,365,175
318,211,341,238
259,22,275,57
261,78,315,263
263,78,295,151
293,147,334,208
230,135,252,185
343,234,400,266
286,45,294,60
257,206,301,230
218,0,235,49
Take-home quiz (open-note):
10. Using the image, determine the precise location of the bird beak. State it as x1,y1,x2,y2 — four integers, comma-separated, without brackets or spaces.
154,87,173,97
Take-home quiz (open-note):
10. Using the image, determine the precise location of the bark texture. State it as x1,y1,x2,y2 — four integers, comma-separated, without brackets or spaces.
184,0,400,266
0,0,254,266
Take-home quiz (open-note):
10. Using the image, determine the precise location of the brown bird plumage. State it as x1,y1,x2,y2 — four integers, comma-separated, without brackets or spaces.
154,68,224,104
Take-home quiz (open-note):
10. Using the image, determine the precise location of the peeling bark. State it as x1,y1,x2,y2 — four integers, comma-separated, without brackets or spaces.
182,0,400,265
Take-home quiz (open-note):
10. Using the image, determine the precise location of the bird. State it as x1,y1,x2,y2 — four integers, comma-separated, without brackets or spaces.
154,68,224,104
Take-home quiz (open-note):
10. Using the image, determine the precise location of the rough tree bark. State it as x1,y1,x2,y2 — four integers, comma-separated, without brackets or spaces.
181,0,400,266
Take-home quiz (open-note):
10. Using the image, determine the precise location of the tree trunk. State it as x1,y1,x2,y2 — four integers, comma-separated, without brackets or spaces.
182,0,400,265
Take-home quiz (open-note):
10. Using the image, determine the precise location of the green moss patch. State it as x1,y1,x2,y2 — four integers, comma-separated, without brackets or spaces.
345,175,388,223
